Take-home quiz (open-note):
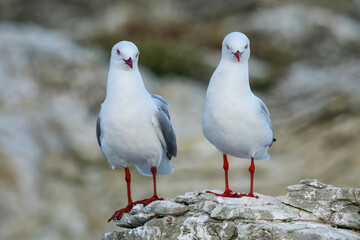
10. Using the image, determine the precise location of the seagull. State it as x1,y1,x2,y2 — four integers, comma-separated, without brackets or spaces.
96,41,177,222
202,32,276,198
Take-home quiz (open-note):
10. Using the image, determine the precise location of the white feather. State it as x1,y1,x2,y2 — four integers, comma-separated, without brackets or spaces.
202,32,274,161
98,41,174,176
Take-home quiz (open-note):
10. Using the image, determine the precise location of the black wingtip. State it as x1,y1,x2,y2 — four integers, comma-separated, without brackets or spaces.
273,138,277,142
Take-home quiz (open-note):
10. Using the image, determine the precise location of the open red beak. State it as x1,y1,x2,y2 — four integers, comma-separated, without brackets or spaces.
233,50,242,62
124,57,133,69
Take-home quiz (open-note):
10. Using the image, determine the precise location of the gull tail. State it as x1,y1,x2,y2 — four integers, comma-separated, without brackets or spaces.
135,159,174,177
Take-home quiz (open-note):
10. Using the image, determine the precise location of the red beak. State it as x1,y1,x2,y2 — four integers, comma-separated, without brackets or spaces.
233,50,242,62
124,57,133,69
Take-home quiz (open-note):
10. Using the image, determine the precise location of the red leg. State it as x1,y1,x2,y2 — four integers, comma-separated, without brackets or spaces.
133,167,164,205
207,154,240,198
108,168,135,222
125,168,133,205
239,157,258,198
151,167,158,198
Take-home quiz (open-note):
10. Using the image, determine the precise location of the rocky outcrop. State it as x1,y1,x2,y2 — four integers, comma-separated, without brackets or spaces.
101,179,360,240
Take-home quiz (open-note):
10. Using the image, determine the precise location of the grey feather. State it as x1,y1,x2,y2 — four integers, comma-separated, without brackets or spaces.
151,94,170,120
151,94,168,106
258,98,275,146
96,116,102,147
151,95,177,159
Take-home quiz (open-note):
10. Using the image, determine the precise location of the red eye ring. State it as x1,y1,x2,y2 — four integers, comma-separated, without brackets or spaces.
116,49,120,55
245,44,248,49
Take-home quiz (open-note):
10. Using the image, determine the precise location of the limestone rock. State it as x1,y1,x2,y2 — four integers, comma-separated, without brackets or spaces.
101,179,360,240
279,179,360,230
115,201,189,228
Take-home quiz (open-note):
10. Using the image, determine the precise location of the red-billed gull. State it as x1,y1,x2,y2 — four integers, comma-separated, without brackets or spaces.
96,41,177,222
202,32,276,198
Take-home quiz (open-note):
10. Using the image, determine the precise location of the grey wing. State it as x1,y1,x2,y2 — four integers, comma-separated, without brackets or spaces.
96,116,102,147
151,95,177,159
151,94,170,119
257,97,276,146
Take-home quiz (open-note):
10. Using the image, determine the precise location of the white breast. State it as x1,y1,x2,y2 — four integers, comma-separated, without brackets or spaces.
99,71,163,168
202,64,273,160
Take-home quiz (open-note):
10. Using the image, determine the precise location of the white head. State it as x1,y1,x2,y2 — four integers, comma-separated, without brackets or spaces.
110,41,140,70
222,32,250,63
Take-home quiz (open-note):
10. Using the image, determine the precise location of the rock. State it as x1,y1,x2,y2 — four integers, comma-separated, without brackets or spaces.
154,201,190,216
0,23,107,240
115,201,189,228
101,179,360,240
279,179,360,230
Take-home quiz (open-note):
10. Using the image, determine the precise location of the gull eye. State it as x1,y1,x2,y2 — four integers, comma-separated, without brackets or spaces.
135,52,139,58
116,49,120,55
226,45,230,50
245,44,248,49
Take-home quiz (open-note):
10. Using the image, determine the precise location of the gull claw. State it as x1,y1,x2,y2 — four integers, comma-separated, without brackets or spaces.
133,196,164,206
239,193,259,199
108,197,165,223
206,190,241,198
108,204,133,222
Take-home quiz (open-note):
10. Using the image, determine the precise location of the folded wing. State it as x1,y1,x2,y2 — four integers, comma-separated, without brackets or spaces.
257,97,276,147
96,116,102,147
151,95,177,159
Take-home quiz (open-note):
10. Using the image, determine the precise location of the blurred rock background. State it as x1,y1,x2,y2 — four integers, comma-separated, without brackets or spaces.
0,0,359,239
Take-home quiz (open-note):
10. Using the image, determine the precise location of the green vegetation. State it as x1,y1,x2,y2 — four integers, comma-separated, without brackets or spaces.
92,29,294,90
136,37,212,82
93,32,212,82
248,32,295,90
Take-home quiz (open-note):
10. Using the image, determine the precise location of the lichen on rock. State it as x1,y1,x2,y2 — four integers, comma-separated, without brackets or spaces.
101,179,360,240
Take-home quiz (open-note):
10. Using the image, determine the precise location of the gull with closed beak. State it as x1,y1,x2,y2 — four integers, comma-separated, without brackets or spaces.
202,32,276,198
97,41,177,222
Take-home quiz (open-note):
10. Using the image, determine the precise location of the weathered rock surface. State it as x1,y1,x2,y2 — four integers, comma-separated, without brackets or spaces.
101,179,360,240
